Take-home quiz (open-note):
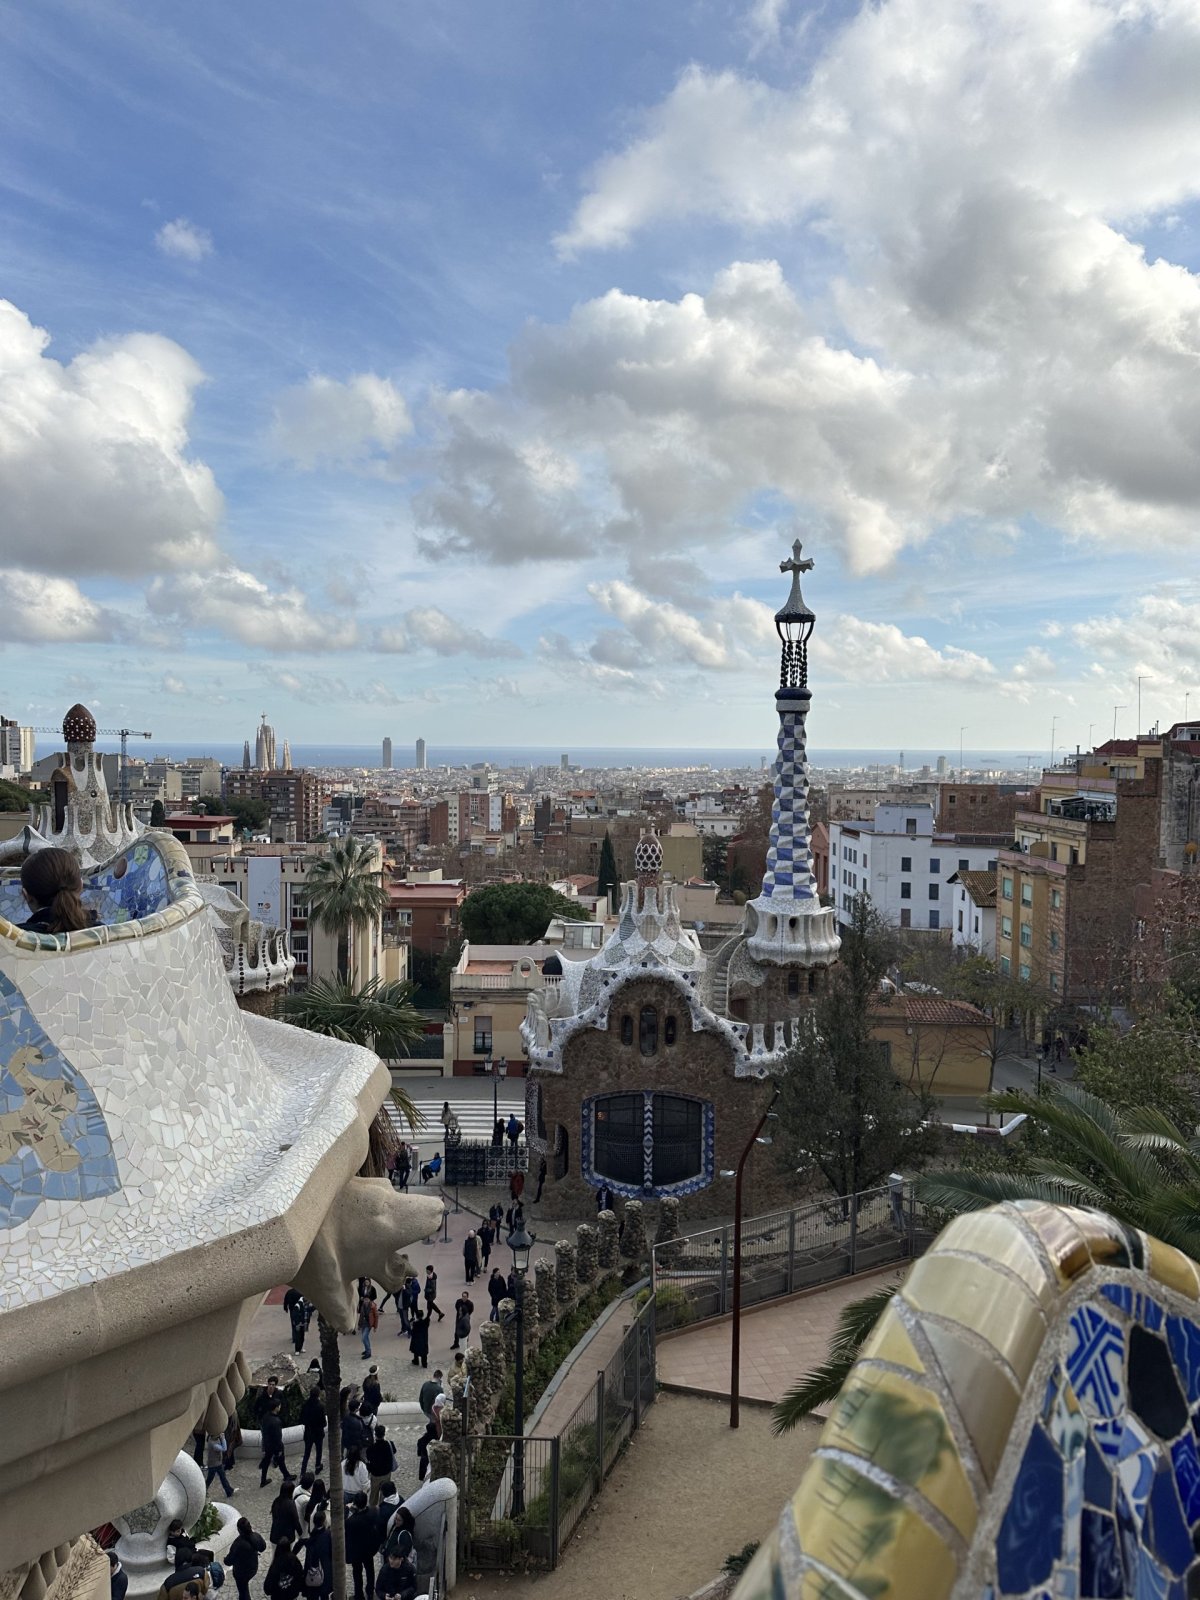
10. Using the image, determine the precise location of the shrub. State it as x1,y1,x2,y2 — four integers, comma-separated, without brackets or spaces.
236,1381,306,1430
635,1283,695,1328
190,1504,222,1540
723,1542,760,1576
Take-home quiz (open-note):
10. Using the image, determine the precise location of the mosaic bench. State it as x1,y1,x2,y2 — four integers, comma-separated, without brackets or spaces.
0,835,188,947
734,1201,1200,1600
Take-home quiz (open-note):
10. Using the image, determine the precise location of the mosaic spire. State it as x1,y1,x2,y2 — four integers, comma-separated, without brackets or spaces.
743,540,840,969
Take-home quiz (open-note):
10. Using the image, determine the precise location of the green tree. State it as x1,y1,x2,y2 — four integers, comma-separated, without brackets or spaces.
596,831,619,905
775,896,936,1199
301,836,389,981
702,833,729,889
772,1081,1200,1434
199,792,269,833
150,798,166,827
1075,992,1200,1136
460,881,584,944
0,779,38,814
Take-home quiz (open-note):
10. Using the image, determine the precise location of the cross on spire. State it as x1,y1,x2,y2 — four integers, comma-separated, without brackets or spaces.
780,538,814,578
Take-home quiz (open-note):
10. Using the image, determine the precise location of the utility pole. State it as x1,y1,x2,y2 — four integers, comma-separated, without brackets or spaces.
1137,676,1152,737
1050,715,1057,770
1113,705,1127,740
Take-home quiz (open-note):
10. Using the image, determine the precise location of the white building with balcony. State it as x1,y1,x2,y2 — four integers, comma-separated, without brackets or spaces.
829,802,1005,934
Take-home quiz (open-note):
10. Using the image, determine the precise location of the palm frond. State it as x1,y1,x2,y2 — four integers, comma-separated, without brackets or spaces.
828,1283,897,1362
918,1168,1099,1213
773,1356,858,1434
276,975,426,1058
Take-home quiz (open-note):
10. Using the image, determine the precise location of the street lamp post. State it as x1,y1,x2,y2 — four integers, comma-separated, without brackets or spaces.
722,1088,780,1429
506,1221,534,1516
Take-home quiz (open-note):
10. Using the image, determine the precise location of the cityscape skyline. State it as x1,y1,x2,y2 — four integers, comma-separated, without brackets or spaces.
2,1,1199,747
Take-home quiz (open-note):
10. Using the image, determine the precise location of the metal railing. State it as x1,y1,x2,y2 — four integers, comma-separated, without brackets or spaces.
649,1181,939,1333
458,1295,658,1572
444,1140,529,1184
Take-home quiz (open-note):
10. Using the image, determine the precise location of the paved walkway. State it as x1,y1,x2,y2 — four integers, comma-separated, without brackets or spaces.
656,1266,906,1412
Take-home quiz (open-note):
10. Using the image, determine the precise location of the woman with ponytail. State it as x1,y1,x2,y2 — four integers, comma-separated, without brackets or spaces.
19,848,92,934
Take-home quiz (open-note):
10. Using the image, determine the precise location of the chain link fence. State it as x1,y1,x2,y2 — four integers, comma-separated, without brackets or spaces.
650,1180,940,1333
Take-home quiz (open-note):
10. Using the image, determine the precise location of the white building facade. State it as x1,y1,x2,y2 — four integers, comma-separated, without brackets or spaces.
828,803,1003,934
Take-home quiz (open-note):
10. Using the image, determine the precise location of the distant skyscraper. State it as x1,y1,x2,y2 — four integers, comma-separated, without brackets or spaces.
255,714,277,772
416,737,427,770
242,740,251,771
281,741,292,772
937,755,948,776
383,737,393,770
561,752,569,770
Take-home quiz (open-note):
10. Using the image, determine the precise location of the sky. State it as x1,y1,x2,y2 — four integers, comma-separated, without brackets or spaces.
2,0,1200,755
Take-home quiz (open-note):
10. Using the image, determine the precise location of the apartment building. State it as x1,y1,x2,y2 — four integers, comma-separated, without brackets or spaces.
384,875,467,955
828,803,1005,933
225,768,325,842
948,870,997,957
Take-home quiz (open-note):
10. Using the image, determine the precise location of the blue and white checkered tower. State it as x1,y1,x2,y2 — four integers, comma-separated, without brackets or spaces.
743,541,841,970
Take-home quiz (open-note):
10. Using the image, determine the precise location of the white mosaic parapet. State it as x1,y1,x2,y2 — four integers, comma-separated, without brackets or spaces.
199,880,295,995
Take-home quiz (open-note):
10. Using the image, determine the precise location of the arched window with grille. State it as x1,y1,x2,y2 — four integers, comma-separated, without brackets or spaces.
584,1091,713,1197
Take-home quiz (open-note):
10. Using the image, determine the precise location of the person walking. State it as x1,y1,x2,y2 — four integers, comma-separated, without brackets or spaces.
419,1369,443,1419
261,1539,304,1600
341,1397,369,1455
366,1424,398,1508
361,1365,383,1420
302,1478,328,1535
342,1446,370,1499
416,1400,443,1484
491,1116,505,1149
506,1113,521,1155
462,1230,480,1284
535,1155,547,1202
224,1519,266,1600
358,1284,378,1359
452,1291,474,1351
408,1308,430,1368
203,1430,235,1498
288,1293,310,1354
268,1482,303,1548
224,1409,242,1469
345,1492,379,1600
302,1510,333,1600
394,1146,410,1192
299,1386,326,1477
478,1219,494,1269
487,1268,507,1322
596,1181,613,1213
258,1401,291,1487
255,1376,281,1423
423,1265,444,1322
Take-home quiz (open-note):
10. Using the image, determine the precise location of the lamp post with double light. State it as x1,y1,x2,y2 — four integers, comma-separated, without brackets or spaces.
506,1220,534,1515
720,1088,780,1429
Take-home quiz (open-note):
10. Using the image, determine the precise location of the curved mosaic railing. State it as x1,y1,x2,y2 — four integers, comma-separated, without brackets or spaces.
735,1200,1200,1600
0,834,204,953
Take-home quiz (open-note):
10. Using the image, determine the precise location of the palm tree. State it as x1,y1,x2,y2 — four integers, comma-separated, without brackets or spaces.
278,974,423,1600
302,836,390,983
773,1082,1200,1433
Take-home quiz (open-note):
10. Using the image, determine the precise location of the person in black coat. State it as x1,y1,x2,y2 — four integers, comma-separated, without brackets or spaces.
108,1552,129,1600
269,1483,303,1547
302,1510,333,1600
345,1492,381,1600
259,1401,292,1486
487,1268,507,1322
262,1539,304,1600
408,1309,430,1368
300,1388,326,1476
224,1519,266,1600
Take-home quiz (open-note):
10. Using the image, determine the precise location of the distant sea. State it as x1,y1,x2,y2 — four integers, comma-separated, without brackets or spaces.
90,741,1034,772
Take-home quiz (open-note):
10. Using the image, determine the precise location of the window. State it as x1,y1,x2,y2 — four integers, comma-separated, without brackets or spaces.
787,971,800,997
1049,931,1059,952
1002,916,1012,938
1002,877,1013,900
900,882,911,900
1020,925,1032,948
928,884,940,900
1000,955,1011,974
957,911,964,932
664,1015,678,1046
1050,844,1058,862
1019,962,1031,981
958,859,970,871
901,856,912,872
906,818,917,836
808,970,817,993
639,1006,658,1056
900,908,912,929
473,1014,493,1055
1070,848,1079,866
948,793,956,806
1051,890,1062,910
929,857,940,873
1021,884,1033,906
589,1092,708,1193
863,853,868,869
620,1015,633,1047
929,910,940,929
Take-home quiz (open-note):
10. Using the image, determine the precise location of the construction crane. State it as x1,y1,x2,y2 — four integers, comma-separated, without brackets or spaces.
32,725,153,804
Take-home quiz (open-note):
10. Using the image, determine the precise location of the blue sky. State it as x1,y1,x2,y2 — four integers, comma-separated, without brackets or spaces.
2,0,1200,753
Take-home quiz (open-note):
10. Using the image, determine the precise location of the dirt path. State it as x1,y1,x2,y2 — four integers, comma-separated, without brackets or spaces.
462,1391,818,1600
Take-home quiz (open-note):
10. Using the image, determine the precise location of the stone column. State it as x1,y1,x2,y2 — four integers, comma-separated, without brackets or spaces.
497,1298,518,1365
621,1199,647,1261
465,1347,489,1418
428,1440,456,1483
535,1258,558,1326
575,1222,598,1283
479,1324,507,1408
654,1196,684,1266
597,1209,619,1269
555,1240,577,1302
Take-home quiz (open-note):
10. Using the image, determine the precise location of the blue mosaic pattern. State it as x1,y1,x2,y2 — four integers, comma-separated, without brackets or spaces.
992,1283,1200,1600
0,841,172,931
0,972,120,1228
760,708,817,901
580,1091,715,1199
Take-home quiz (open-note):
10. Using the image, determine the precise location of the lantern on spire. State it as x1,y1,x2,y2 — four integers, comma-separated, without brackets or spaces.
776,540,816,695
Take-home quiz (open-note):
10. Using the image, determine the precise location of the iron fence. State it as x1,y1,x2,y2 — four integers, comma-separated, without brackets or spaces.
443,1140,529,1184
457,1293,658,1573
649,1180,940,1333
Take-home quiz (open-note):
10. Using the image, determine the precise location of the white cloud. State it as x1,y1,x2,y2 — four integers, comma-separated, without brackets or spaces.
538,630,644,693
272,373,412,469
1012,646,1056,680
0,569,123,642
147,567,358,652
0,300,222,576
374,606,520,658
814,617,997,686
154,218,213,261
1071,593,1200,713
589,578,774,669
161,673,189,695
